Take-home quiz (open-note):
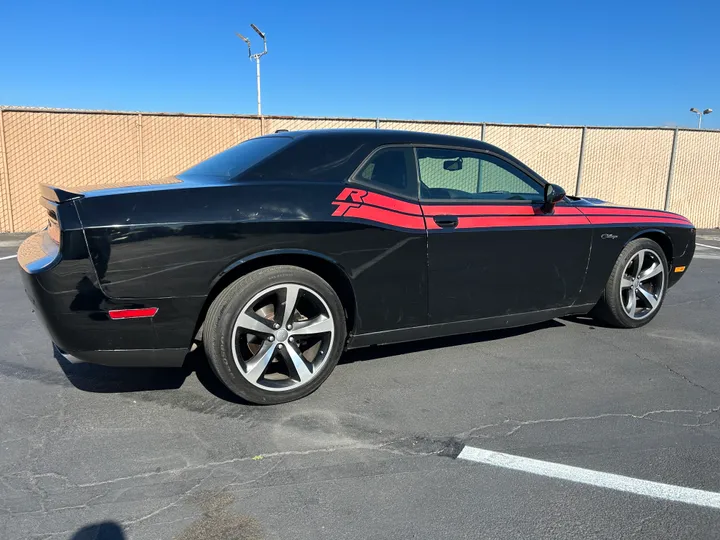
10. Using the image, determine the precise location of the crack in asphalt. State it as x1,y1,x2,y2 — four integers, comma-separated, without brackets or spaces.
632,351,719,397
457,406,720,440
2,408,719,539
579,328,720,397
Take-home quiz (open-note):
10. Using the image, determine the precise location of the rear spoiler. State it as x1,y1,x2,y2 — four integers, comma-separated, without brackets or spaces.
40,184,84,204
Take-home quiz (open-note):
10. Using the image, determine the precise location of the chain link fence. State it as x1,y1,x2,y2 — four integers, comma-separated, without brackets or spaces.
1,107,718,231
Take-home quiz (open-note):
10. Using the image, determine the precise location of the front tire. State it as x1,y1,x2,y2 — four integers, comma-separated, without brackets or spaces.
203,265,347,404
592,238,668,328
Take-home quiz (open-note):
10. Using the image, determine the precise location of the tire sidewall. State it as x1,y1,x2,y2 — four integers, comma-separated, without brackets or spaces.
207,266,347,405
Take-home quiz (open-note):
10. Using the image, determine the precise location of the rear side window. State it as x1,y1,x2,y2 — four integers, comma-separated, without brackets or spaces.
181,137,292,178
353,147,418,199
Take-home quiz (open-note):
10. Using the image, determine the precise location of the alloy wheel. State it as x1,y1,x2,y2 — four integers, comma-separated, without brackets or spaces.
231,283,335,391
619,248,665,320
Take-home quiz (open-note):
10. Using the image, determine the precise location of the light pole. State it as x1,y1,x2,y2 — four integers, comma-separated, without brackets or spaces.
690,107,712,129
236,24,268,116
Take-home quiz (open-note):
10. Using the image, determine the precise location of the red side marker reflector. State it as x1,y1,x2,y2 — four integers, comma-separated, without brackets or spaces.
108,307,159,320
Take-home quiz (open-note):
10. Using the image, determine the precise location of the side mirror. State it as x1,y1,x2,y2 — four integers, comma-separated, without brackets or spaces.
543,183,566,212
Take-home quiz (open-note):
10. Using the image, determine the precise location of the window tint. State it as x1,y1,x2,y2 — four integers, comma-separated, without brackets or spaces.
416,148,543,202
181,137,292,179
353,147,417,199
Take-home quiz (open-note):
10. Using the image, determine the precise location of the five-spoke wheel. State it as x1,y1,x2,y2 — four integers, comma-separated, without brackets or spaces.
232,284,335,391
593,238,668,328
619,248,665,320
203,266,346,404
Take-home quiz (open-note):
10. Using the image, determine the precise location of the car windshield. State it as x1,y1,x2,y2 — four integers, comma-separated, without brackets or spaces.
181,136,292,178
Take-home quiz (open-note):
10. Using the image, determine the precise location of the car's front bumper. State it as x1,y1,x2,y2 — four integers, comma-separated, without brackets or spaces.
668,228,696,287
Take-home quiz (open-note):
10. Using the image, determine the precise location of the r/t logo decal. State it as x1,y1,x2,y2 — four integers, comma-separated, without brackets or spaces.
332,188,368,216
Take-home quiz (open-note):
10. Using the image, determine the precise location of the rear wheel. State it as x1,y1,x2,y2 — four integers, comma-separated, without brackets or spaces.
204,266,347,404
592,238,668,328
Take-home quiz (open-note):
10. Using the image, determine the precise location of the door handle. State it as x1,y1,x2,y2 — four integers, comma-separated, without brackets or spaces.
433,215,458,229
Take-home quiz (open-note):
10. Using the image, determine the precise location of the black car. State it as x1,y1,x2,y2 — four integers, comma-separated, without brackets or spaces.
18,129,696,404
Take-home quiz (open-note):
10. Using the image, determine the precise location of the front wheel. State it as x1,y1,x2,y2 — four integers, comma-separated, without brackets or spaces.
203,266,347,404
592,238,668,328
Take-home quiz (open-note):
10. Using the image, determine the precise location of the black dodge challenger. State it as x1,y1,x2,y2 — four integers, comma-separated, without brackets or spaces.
19,129,695,404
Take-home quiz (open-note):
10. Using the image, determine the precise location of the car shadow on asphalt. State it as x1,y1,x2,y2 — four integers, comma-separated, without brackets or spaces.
54,346,190,394
54,344,250,404
561,314,612,328
340,319,566,364
54,319,567,404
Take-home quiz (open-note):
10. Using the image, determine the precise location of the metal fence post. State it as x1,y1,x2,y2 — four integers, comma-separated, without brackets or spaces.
260,115,266,135
574,126,587,196
0,109,14,232
136,114,144,182
664,128,679,211
375,118,380,129
480,123,486,141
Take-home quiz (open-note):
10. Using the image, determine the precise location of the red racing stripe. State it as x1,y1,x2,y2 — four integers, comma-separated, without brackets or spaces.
579,207,692,223
585,215,692,226
425,216,590,230
333,190,692,230
344,204,425,230
422,205,582,217
362,192,422,216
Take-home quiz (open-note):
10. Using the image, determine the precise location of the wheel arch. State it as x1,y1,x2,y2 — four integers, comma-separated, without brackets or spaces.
194,249,358,341
626,228,674,265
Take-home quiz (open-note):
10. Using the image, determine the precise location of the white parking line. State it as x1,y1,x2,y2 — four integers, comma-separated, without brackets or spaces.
697,243,720,251
0,254,18,261
457,446,720,509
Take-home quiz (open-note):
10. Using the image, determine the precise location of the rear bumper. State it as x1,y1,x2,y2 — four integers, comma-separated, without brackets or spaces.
18,230,189,368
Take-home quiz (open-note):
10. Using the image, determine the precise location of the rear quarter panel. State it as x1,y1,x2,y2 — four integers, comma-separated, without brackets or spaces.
78,181,428,339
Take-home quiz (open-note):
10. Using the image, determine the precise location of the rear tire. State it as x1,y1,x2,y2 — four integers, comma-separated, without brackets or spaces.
592,238,668,328
204,265,347,404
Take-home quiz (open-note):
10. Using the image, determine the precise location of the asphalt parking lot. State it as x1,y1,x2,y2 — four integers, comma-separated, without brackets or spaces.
1,232,719,540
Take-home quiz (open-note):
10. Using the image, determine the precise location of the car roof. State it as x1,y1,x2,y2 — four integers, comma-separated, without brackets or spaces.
264,128,506,153
254,128,545,184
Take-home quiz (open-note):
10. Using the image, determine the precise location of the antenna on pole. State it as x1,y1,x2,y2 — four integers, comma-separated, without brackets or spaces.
235,24,268,116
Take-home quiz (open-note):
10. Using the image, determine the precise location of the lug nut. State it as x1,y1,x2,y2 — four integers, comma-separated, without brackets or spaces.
289,337,294,343
277,343,284,349
286,324,292,330
273,323,280,329
267,335,274,342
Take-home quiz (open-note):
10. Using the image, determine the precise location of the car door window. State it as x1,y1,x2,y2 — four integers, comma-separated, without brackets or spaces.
353,147,418,199
416,147,544,202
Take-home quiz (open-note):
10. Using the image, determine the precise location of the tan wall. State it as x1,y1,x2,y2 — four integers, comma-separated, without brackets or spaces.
0,107,718,231
484,125,583,191
580,128,674,212
668,130,720,229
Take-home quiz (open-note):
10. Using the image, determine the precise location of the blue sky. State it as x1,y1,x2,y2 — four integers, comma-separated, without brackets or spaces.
1,0,718,127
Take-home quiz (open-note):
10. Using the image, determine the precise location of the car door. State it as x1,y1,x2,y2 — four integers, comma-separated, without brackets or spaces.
341,145,429,333
417,146,592,324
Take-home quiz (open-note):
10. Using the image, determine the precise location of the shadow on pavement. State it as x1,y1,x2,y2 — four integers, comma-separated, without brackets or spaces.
54,346,190,393
341,319,566,364
70,521,125,539
53,319,566,402
562,314,611,328
54,344,250,404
